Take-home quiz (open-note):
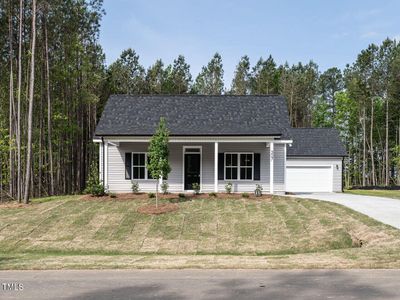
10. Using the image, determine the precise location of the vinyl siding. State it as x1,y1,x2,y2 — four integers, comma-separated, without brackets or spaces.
105,141,285,193
286,157,342,192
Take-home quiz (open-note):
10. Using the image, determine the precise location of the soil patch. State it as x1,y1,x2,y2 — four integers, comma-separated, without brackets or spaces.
137,203,179,215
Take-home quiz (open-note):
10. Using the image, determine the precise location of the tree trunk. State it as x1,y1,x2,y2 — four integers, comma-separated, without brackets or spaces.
362,107,366,187
8,9,15,199
16,0,23,202
155,179,159,208
23,0,37,204
385,97,389,186
370,97,376,186
44,17,54,195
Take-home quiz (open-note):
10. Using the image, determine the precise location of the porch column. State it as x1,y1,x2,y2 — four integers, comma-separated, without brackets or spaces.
104,140,108,188
269,142,274,194
214,142,219,192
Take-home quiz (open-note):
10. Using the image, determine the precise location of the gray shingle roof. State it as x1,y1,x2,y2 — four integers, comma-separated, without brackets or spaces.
287,128,347,157
95,94,291,136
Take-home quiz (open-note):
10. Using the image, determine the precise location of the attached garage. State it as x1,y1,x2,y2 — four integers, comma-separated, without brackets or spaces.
286,165,333,192
286,128,347,193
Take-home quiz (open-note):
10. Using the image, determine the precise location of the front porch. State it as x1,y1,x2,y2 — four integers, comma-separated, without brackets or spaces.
98,137,291,194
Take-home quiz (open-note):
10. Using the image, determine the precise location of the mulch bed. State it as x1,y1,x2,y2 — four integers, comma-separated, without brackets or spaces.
137,203,179,215
80,192,273,201
80,193,272,201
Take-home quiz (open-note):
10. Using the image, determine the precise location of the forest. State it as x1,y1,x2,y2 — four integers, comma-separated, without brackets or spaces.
1,0,400,203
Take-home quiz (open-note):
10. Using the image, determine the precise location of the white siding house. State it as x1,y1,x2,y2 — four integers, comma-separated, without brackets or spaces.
94,95,347,194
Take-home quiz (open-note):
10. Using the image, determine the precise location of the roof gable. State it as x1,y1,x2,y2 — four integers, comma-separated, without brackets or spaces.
95,94,291,136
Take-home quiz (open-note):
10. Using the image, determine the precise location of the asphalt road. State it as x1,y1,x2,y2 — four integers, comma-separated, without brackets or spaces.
1,269,400,300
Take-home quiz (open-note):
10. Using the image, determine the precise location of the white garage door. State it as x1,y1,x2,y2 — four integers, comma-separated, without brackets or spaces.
286,166,332,192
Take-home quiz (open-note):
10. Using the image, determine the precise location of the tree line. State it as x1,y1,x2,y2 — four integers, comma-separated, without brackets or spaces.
1,0,400,202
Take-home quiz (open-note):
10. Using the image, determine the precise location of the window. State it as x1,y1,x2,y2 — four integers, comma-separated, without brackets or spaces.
132,153,153,180
225,153,238,180
240,153,253,180
224,153,253,181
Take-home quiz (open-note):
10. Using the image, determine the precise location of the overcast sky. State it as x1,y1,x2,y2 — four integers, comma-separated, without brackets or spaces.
100,0,400,85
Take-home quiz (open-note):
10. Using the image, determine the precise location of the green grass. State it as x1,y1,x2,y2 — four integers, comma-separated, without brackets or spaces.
1,194,400,269
345,189,400,200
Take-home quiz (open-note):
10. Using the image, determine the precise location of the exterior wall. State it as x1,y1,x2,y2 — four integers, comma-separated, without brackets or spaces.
104,141,286,193
286,157,343,192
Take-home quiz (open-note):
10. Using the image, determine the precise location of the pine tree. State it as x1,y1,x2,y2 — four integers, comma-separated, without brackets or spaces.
108,48,145,94
167,55,192,94
250,55,280,94
193,52,224,94
230,55,250,95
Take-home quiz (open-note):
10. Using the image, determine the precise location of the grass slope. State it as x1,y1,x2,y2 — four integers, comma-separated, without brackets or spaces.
345,189,400,200
0,195,400,269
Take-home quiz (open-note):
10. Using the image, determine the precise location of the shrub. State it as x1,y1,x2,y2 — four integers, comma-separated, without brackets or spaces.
225,182,233,194
242,192,249,198
192,182,200,195
131,181,140,193
109,192,117,198
208,192,217,197
148,192,155,198
161,181,169,194
255,184,263,197
88,183,106,197
84,161,106,196
178,193,186,199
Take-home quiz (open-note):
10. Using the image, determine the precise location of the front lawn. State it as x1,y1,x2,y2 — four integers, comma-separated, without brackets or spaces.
0,194,400,269
345,189,400,200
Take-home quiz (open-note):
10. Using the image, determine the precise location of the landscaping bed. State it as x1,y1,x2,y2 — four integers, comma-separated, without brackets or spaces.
80,192,273,201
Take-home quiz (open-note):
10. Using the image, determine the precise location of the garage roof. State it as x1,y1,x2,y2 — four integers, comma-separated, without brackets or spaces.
287,128,347,157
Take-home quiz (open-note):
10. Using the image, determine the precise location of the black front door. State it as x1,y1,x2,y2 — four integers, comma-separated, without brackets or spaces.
184,153,200,190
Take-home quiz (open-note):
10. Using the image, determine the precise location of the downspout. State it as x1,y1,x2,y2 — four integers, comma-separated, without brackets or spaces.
101,137,105,184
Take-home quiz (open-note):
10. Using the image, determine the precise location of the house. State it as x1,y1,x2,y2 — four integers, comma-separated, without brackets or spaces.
94,95,346,194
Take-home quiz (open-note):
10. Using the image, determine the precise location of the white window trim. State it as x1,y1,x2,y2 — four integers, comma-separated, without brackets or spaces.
131,152,152,181
182,146,202,191
224,152,254,181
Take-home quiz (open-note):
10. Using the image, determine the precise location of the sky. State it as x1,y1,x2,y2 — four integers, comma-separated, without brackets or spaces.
100,0,400,85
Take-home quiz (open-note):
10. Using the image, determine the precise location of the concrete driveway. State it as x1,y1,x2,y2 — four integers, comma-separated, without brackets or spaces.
1,270,400,300
293,193,400,229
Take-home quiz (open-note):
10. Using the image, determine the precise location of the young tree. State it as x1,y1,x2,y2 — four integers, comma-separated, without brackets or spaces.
147,118,171,207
